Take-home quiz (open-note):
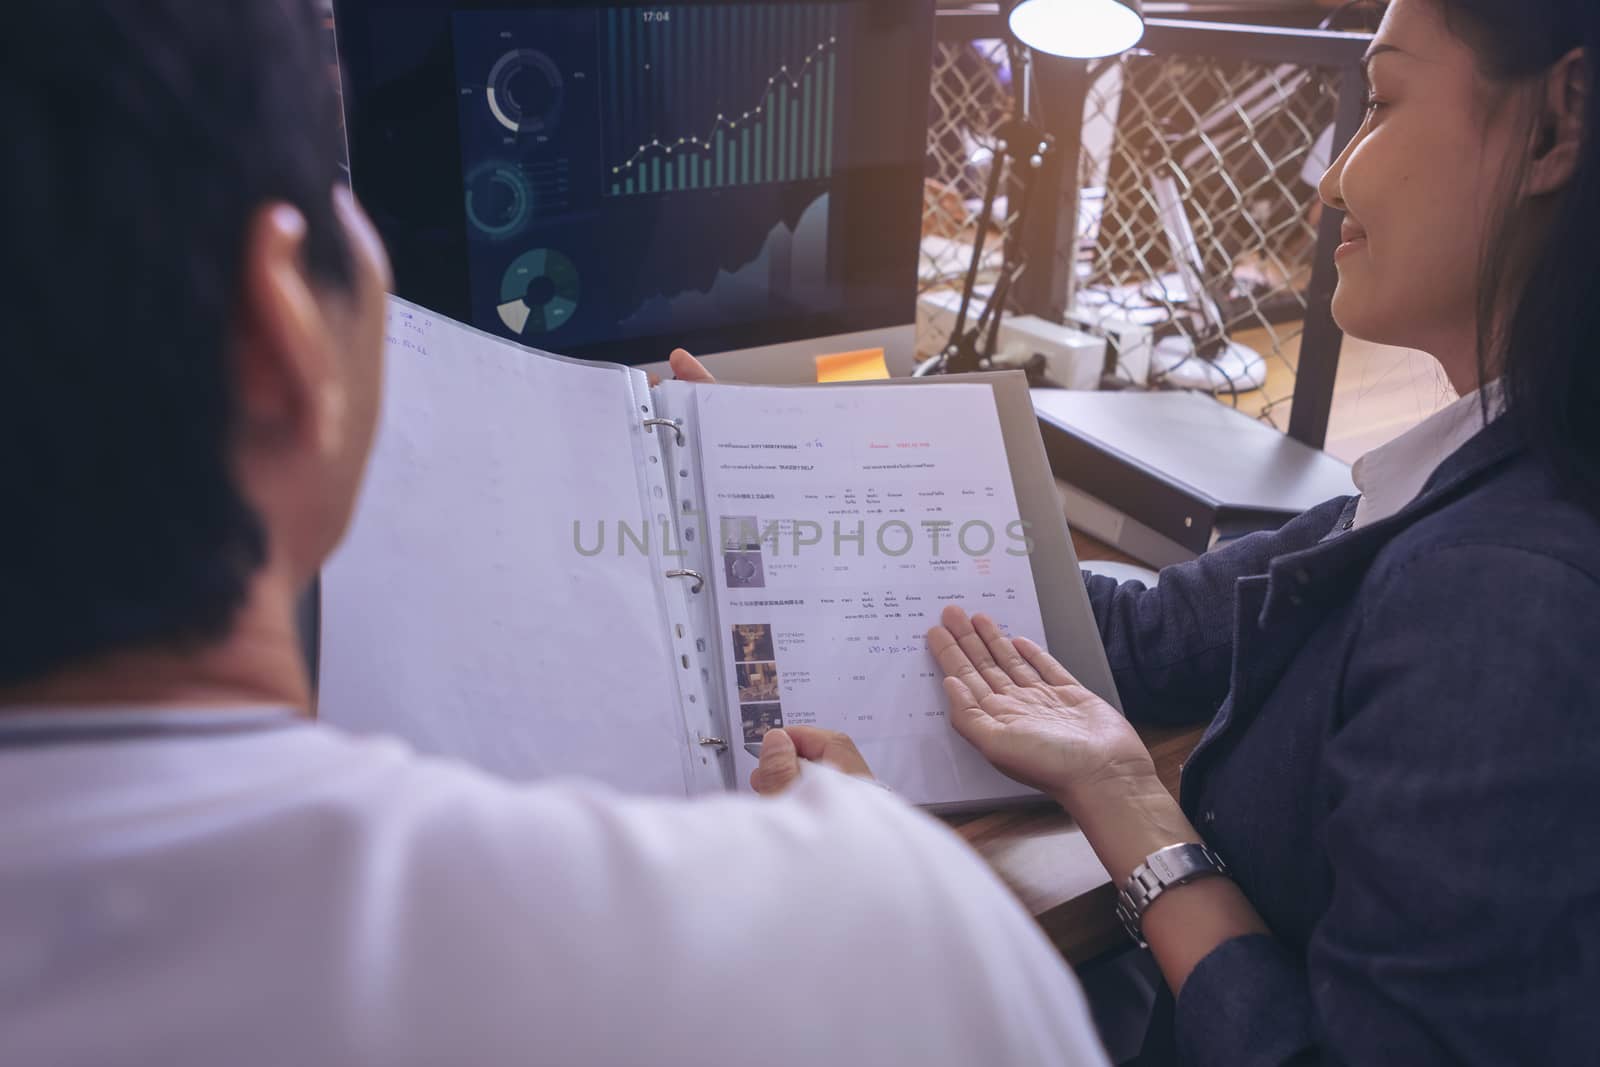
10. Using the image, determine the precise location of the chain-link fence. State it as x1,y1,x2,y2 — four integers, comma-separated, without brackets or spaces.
920,38,1020,300
921,25,1349,423
1078,53,1339,411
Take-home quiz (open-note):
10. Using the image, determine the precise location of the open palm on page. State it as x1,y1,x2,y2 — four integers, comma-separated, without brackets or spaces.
929,606,1155,802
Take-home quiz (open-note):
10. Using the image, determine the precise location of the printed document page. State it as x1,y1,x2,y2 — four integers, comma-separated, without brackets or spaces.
319,299,695,795
691,383,1046,806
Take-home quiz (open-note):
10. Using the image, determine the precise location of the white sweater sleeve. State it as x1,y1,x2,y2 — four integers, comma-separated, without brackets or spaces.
358,753,1111,1067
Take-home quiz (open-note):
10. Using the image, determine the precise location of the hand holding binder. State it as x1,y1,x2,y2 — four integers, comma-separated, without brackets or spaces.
747,725,875,795
667,347,717,384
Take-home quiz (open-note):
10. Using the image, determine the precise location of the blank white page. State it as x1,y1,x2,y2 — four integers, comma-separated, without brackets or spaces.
319,299,695,795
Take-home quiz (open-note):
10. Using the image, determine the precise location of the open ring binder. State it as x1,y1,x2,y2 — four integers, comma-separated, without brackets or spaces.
665,568,705,594
334,297,1123,806
643,417,686,447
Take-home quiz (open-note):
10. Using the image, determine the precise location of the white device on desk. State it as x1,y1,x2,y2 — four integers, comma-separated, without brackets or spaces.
1033,389,1357,568
919,286,1110,389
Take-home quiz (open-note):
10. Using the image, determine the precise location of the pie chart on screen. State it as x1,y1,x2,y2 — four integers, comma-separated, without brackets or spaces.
496,248,581,336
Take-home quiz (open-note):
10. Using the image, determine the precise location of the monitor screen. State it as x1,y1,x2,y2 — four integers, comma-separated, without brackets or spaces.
333,0,934,366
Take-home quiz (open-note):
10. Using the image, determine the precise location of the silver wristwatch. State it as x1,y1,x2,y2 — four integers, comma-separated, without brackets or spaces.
1115,842,1231,948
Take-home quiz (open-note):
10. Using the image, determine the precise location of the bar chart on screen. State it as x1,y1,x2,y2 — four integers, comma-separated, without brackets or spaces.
603,4,841,196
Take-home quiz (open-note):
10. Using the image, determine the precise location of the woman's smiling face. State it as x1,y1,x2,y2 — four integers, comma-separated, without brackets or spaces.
1316,0,1533,372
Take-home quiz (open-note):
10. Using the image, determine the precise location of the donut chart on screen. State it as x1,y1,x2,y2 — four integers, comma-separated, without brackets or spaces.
496,248,581,336
485,49,564,135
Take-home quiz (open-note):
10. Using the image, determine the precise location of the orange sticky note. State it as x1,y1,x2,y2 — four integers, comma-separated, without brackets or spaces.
814,347,890,382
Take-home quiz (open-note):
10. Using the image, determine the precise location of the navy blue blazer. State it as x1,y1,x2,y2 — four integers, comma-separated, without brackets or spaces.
1085,418,1600,1065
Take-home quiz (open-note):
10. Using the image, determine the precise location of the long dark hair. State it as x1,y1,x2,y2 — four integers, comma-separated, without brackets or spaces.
1434,0,1599,513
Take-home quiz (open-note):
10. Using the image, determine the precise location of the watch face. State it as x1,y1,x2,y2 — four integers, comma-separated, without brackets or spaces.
1149,850,1185,882
1146,844,1225,887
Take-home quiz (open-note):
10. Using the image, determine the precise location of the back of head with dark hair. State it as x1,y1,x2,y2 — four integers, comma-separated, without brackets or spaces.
0,0,352,686
1432,0,1600,513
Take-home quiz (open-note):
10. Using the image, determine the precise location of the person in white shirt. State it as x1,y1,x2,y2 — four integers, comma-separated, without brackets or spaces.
2,714,1105,1066
0,3,1108,1065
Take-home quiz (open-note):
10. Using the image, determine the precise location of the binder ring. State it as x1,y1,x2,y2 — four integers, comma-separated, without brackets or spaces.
643,417,686,446
665,568,705,594
698,735,728,750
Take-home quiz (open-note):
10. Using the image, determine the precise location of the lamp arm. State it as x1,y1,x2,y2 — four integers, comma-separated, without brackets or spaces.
945,117,1053,375
945,128,1011,361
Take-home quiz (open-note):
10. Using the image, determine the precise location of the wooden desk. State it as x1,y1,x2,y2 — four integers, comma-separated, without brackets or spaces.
946,529,1206,964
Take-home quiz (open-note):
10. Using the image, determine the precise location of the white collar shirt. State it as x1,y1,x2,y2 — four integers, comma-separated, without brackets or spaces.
1351,380,1505,529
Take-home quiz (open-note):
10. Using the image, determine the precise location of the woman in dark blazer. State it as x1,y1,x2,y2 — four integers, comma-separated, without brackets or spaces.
917,0,1600,1062
730,0,1599,1061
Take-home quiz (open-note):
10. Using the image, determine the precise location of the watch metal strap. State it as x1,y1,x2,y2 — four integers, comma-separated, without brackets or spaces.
1115,842,1230,948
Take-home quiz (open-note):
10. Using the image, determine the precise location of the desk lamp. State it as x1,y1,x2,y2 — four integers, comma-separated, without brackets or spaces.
922,0,1144,376
1008,0,1144,60
1020,0,1266,395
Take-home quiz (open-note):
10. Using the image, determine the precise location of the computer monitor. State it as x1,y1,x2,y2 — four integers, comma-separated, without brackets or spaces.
332,0,934,381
